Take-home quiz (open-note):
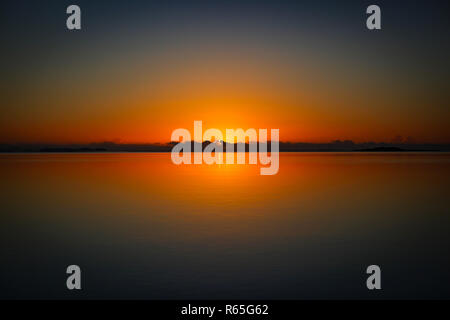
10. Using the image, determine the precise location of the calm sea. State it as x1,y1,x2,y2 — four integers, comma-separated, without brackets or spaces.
1,152,449,299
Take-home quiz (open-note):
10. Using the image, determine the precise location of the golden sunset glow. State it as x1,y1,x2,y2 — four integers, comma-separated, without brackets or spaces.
1,1,449,146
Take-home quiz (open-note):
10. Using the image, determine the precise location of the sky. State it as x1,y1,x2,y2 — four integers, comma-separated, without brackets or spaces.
1,0,449,144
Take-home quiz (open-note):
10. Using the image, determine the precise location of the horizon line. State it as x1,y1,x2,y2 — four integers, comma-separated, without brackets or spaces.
2,140,450,146
1,140,450,153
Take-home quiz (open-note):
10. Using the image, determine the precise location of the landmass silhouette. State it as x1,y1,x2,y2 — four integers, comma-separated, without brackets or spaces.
0,140,447,152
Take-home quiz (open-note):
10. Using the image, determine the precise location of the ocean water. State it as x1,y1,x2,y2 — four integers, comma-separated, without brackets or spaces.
1,152,449,299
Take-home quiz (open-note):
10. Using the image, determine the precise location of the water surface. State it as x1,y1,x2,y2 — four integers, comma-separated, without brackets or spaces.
1,152,449,299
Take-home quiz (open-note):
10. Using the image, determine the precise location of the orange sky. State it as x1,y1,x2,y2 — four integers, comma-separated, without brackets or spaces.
2,47,449,145
1,2,449,144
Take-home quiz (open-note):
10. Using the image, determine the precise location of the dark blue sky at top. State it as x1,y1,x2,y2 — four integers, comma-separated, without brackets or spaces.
0,1,448,93
1,0,449,54
1,0,449,90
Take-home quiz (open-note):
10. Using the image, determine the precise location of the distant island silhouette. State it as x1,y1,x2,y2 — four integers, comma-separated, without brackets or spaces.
353,146,433,152
0,140,447,153
39,147,108,153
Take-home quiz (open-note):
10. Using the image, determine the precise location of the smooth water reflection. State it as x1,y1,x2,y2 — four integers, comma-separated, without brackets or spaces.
1,152,450,299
